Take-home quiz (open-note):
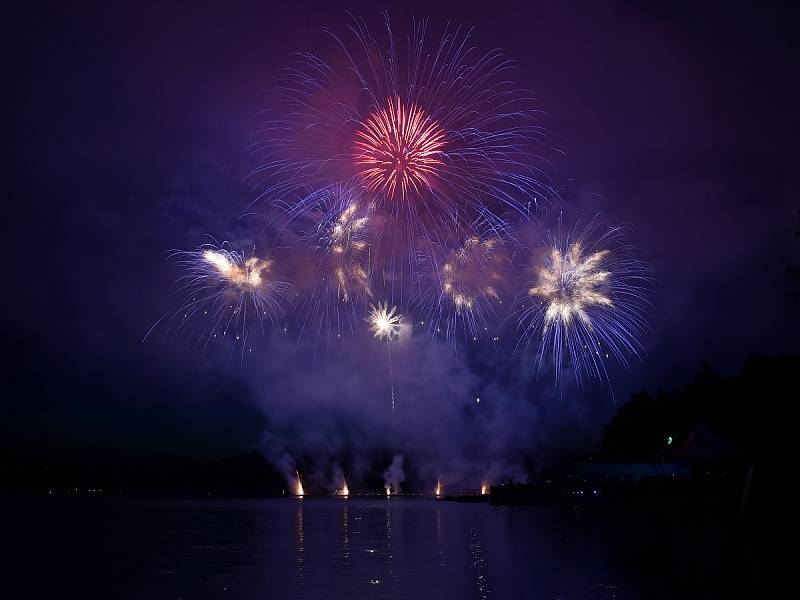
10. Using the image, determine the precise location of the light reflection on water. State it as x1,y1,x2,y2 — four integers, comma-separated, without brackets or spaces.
436,504,445,569
295,502,304,582
470,525,490,599
20,496,648,599
342,502,350,568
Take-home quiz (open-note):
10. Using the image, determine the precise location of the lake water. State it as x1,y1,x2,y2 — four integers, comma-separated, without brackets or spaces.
6,496,733,599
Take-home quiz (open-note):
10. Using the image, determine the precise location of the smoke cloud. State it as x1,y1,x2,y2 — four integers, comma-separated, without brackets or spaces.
383,454,405,493
240,318,610,494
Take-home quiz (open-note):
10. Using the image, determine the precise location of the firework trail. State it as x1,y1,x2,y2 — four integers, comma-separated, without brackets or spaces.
368,301,404,414
515,220,650,387
254,14,554,280
288,184,375,343
145,242,293,357
415,225,512,345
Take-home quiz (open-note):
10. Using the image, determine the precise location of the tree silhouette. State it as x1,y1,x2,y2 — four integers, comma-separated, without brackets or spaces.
599,354,793,464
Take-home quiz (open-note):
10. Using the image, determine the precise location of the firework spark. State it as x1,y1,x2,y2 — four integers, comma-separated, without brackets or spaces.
327,199,372,303
417,233,510,343
202,249,272,290
289,185,374,342
442,237,503,314
369,302,403,341
354,95,446,200
529,241,612,332
145,242,292,354
517,223,650,386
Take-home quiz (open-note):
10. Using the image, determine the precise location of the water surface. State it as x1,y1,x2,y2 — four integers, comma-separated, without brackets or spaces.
6,496,727,599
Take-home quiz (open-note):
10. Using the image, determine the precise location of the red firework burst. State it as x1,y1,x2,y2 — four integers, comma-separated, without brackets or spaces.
354,96,446,200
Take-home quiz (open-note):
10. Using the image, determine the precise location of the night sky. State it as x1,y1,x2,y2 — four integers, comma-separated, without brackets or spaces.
7,1,797,476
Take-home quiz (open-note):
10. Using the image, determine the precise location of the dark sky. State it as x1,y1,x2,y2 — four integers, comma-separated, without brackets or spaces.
7,1,797,470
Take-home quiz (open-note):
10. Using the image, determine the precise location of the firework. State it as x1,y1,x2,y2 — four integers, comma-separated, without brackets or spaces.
530,242,611,330
516,222,650,386
150,14,656,411
416,232,511,343
368,301,403,341
368,301,404,414
295,472,305,496
290,184,374,342
146,242,292,353
255,15,554,277
354,96,446,201
319,189,373,304
203,250,270,289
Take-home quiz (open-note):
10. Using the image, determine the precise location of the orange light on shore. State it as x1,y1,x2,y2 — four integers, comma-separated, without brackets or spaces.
295,472,305,497
385,486,391,496
435,481,442,497
481,483,488,495
340,482,349,497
